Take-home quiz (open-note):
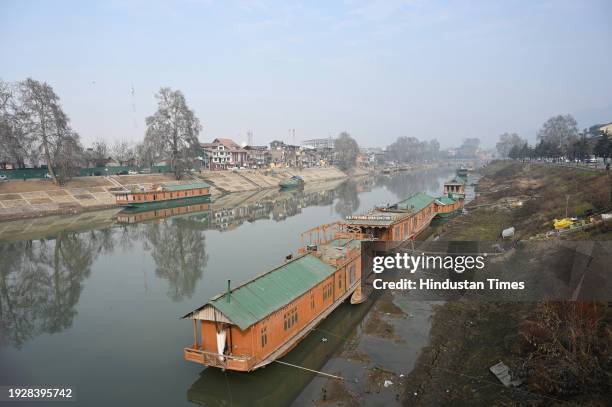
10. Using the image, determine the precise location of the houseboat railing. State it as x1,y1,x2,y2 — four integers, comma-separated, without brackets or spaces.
184,347,253,370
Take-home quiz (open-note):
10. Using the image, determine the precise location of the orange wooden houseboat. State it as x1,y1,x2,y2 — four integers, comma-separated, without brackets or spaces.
183,237,362,371
113,182,210,208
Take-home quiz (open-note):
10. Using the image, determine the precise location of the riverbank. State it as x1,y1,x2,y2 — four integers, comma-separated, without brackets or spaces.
402,161,611,405
0,166,354,221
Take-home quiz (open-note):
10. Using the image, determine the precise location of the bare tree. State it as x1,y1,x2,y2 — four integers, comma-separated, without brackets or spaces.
334,132,360,172
496,132,526,158
537,114,578,152
90,139,108,167
144,87,201,179
111,140,134,166
0,80,32,168
18,78,73,183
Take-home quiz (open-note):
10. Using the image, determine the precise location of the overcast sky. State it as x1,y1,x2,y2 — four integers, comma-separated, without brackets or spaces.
1,0,611,149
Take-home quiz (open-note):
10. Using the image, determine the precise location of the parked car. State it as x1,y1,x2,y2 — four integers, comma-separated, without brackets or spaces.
128,170,138,175
117,170,129,175
0,174,8,181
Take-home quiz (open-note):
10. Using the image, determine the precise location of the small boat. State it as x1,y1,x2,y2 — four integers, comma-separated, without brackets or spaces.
279,175,304,189
112,182,211,209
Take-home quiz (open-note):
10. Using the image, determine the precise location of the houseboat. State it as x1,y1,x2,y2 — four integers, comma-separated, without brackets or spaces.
182,174,466,372
443,176,466,199
112,182,210,209
279,175,304,189
183,237,362,372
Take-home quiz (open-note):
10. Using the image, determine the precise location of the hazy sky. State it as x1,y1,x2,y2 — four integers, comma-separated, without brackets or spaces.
2,0,611,149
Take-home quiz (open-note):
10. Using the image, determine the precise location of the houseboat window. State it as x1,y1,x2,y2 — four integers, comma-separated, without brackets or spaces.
311,296,315,309
284,307,298,331
349,264,356,284
323,282,333,301
338,275,342,289
260,327,267,348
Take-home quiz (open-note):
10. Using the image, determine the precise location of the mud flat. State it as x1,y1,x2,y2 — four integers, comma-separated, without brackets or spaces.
402,161,611,405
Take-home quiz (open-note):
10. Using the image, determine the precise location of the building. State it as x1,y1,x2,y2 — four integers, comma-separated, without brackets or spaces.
269,140,301,167
201,138,249,170
302,137,335,150
244,146,270,168
201,142,231,170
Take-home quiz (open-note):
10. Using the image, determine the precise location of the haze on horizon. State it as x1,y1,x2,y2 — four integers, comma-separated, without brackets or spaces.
1,0,611,149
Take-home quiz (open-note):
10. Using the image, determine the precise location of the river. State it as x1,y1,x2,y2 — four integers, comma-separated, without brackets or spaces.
0,168,456,407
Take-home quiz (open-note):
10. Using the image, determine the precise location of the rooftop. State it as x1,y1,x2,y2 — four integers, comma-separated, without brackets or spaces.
394,192,436,212
161,182,210,192
185,253,336,330
435,195,456,205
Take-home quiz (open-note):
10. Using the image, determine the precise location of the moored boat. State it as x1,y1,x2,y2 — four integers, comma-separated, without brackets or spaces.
182,238,362,372
279,175,304,189
112,182,211,208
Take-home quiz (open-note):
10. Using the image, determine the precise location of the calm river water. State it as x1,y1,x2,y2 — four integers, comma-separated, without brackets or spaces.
0,168,455,406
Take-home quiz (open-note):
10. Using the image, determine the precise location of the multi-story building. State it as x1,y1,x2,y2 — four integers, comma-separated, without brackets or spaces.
244,145,270,168
201,138,249,170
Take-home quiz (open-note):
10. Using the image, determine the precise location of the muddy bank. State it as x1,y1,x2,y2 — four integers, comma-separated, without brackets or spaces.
401,161,612,406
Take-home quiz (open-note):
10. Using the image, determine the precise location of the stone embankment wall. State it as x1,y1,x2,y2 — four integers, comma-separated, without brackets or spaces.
0,167,352,221
199,167,348,193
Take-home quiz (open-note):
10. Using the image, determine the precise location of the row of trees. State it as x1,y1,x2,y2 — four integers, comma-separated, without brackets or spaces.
0,78,83,183
385,137,441,163
496,115,612,161
0,78,204,180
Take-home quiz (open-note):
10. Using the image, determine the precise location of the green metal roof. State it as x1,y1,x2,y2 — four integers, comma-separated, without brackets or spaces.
206,254,336,330
435,196,456,205
395,192,435,211
161,182,210,192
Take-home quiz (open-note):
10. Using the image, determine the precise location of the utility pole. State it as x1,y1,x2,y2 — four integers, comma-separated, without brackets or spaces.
289,129,295,145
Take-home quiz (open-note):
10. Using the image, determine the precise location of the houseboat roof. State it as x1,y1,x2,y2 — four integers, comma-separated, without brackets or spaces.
342,192,435,227
435,196,456,205
393,192,435,212
183,253,336,330
161,182,210,191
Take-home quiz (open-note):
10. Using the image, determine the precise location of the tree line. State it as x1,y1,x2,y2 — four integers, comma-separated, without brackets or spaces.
496,114,612,161
1,78,203,181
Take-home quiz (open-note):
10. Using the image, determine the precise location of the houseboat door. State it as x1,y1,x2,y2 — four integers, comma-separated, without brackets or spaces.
216,328,227,361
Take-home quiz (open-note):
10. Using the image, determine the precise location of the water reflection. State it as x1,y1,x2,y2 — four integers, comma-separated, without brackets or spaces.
144,218,209,301
334,180,360,218
0,230,112,348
